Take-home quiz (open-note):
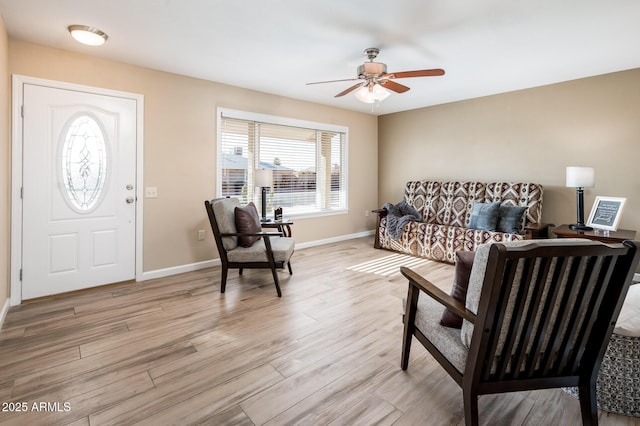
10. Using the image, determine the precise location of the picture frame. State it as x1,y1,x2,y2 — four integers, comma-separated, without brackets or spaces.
586,196,626,231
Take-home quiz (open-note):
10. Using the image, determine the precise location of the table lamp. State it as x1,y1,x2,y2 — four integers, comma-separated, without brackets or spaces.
255,169,273,222
566,166,595,231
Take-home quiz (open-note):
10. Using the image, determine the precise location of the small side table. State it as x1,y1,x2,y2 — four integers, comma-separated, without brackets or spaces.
261,219,294,237
553,224,636,244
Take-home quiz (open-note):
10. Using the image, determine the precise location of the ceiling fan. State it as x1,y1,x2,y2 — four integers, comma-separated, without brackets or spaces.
306,48,445,102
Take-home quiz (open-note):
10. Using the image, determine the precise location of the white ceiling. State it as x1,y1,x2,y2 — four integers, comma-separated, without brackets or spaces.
1,0,639,115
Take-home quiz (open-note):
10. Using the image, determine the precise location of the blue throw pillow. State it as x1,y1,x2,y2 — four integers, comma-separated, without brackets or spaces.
468,201,500,231
497,205,527,234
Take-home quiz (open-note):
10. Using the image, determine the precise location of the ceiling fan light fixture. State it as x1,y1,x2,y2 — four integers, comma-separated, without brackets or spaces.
354,83,390,104
68,25,108,46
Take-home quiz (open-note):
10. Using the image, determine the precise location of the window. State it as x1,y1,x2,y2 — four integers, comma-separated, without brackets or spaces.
60,114,108,212
217,108,348,217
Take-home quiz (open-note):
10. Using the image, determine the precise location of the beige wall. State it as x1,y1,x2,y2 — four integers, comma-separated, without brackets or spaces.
0,16,9,311
8,40,378,274
379,69,640,240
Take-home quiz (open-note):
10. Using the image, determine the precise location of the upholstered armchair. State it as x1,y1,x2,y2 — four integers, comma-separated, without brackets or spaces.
401,238,640,426
205,197,294,297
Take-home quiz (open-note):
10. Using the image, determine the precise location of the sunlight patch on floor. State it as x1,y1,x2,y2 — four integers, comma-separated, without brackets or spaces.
347,253,428,276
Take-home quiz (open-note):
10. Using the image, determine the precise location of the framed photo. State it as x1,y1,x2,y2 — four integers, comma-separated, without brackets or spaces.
586,196,626,231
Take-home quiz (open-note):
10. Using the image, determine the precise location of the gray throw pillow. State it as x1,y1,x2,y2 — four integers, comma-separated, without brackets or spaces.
468,201,500,231
497,205,527,234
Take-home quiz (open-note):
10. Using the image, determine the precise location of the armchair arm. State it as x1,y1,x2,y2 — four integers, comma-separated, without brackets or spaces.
524,223,554,240
220,231,283,238
400,266,476,323
372,208,388,218
372,208,388,249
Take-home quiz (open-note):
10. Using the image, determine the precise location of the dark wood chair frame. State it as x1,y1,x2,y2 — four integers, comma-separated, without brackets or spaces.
205,199,293,297
401,240,640,426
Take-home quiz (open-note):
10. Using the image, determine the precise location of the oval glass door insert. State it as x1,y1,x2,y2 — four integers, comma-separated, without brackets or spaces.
61,115,108,212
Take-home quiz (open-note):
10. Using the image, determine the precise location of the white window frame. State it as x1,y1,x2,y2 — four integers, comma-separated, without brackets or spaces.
216,107,349,219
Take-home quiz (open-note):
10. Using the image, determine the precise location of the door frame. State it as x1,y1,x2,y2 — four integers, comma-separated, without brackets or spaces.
10,75,145,306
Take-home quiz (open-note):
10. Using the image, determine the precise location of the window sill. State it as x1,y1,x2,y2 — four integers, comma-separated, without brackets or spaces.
275,209,348,221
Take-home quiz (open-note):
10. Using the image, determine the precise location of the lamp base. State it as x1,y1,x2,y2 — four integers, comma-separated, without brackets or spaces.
569,223,593,231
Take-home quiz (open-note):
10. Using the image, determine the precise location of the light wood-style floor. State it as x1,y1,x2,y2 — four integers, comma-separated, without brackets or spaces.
1,236,638,425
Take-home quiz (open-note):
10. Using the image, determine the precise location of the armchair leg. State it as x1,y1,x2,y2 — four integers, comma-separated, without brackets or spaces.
287,262,293,275
463,390,479,426
221,266,228,293
578,384,598,426
401,283,419,370
239,268,243,275
271,267,282,297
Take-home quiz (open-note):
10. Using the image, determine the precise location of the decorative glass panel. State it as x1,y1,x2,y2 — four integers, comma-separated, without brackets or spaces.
61,115,108,211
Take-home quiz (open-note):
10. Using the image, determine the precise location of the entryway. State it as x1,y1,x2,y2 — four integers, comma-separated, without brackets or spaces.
11,76,144,303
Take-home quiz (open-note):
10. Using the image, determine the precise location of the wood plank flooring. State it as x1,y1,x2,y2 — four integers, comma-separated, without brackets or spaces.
0,236,638,425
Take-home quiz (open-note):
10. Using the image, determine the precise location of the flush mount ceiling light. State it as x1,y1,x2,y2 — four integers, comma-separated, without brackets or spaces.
68,25,108,46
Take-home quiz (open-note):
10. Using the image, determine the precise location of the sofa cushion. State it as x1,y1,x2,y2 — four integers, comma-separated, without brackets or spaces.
234,202,261,247
417,224,466,263
226,237,295,263
441,250,476,328
468,201,500,231
497,204,527,234
406,293,468,374
212,197,240,251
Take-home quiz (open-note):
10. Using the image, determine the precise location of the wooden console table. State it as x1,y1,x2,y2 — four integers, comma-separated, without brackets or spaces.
553,224,636,244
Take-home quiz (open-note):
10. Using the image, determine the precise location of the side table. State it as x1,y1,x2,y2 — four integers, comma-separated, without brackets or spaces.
552,224,636,244
261,219,293,238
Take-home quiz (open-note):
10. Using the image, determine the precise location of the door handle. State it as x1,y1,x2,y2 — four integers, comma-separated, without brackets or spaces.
126,197,135,204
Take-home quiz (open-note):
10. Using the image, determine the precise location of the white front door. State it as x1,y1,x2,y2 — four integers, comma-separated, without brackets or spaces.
21,83,138,300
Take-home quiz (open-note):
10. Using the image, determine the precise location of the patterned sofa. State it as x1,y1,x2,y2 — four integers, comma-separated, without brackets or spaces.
374,180,549,264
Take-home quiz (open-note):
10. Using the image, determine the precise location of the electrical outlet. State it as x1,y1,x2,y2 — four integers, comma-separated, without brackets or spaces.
145,187,158,198
365,210,370,217
197,230,205,241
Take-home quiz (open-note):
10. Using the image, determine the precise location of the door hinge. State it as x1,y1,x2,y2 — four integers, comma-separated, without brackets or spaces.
21,105,24,118
20,269,22,281
20,187,23,199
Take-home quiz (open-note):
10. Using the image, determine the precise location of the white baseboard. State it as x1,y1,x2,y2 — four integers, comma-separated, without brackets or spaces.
294,230,375,250
139,259,221,281
138,230,375,281
0,299,9,331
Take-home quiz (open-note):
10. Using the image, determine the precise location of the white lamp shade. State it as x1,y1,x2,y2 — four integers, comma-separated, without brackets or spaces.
255,169,273,187
354,86,375,104
354,83,391,104
566,166,595,188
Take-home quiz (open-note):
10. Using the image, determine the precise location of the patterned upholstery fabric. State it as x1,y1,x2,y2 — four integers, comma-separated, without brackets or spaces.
379,181,543,264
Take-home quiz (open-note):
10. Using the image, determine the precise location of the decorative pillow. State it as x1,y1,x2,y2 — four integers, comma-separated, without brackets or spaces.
497,204,527,234
234,202,261,247
468,201,500,231
441,250,476,328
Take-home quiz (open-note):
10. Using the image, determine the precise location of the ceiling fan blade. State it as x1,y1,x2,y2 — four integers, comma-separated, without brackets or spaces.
306,78,361,85
381,80,410,93
387,69,445,79
335,82,364,97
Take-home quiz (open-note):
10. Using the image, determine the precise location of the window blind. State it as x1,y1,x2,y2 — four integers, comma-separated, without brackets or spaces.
218,110,347,217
